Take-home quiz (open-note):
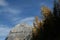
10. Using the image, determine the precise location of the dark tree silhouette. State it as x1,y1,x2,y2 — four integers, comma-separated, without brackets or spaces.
32,0,60,40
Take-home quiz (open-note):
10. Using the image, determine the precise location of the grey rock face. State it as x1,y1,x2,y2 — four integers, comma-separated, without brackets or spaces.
6,23,33,40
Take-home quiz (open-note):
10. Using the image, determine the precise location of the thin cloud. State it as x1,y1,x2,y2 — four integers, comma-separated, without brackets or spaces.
20,17,34,22
9,17,22,25
0,8,21,15
0,25,11,40
19,17,35,25
10,17,21,22
10,17,34,25
0,0,21,15
7,8,21,14
0,27,11,36
0,0,8,6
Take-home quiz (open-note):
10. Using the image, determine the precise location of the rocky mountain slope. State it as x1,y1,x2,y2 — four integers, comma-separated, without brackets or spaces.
5,23,33,40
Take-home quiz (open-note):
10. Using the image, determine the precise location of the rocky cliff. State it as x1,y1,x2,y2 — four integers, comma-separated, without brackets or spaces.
6,23,33,40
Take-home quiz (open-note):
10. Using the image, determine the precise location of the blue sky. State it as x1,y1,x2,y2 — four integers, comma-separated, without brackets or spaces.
0,0,54,40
